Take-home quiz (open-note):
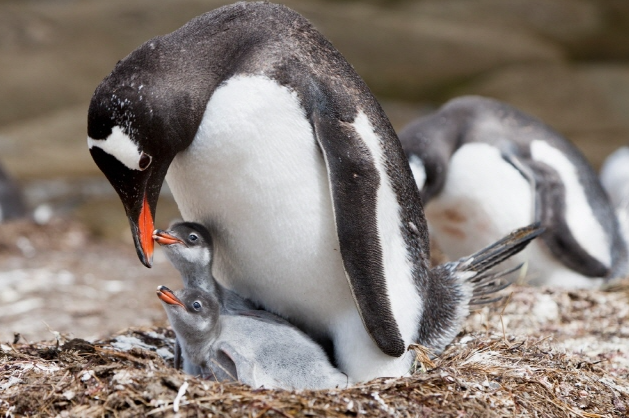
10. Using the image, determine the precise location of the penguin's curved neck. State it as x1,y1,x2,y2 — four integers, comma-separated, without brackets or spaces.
180,320,222,367
174,253,225,303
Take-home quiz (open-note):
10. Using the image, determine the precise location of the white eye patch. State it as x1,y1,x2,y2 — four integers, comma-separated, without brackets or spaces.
88,126,143,171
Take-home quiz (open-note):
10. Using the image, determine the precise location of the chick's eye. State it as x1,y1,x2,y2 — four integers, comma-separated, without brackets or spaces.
192,301,202,311
189,234,198,242
139,152,152,170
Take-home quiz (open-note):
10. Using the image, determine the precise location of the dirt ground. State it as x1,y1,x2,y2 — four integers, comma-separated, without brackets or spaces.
0,218,628,417
0,218,181,343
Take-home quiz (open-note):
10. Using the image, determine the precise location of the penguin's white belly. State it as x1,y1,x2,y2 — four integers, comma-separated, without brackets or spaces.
600,146,629,247
420,143,558,284
167,75,352,335
600,146,629,211
423,143,534,261
417,142,606,289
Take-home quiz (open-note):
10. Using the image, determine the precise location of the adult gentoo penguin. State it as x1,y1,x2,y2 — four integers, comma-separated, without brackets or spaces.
399,96,629,288
157,285,352,390
88,3,539,381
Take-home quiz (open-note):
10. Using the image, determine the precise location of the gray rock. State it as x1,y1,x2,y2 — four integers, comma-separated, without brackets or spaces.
297,1,562,100
404,0,602,42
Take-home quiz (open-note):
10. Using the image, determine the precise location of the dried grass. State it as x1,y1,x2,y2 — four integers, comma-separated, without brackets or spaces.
2,320,628,416
1,257,628,417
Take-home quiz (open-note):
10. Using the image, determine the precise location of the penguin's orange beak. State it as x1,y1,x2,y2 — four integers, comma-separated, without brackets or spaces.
137,194,155,267
156,285,185,308
153,230,185,246
88,145,164,269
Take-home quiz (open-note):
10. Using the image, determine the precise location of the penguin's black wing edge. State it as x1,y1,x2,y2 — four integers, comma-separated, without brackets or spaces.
504,154,610,278
310,109,406,358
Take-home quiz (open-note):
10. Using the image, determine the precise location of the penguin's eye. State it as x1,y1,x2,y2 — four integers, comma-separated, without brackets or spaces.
188,234,198,242
192,301,202,311
138,152,152,170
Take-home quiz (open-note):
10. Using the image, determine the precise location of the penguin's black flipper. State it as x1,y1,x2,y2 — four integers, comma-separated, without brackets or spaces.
531,161,612,277
504,153,612,278
311,109,406,358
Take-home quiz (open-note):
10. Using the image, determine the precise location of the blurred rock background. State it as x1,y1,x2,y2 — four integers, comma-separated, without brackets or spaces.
0,0,628,238
0,0,628,341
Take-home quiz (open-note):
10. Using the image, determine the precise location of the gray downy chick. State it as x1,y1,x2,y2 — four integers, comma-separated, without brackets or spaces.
153,222,255,313
153,221,256,374
157,285,352,390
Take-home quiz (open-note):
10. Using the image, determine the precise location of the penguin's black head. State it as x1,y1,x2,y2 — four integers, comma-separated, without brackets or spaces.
87,58,200,267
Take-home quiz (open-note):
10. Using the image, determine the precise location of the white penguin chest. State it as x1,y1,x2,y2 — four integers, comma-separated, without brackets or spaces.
166,75,352,332
420,142,534,257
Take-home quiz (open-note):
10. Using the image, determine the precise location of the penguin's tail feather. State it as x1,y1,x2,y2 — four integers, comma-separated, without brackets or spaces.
418,223,543,355
467,263,523,305
453,222,544,305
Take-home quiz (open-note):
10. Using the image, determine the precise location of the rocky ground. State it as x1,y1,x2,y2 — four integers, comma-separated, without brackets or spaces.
0,219,180,343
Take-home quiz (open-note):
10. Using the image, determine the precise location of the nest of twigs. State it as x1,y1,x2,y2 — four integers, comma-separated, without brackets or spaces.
2,280,628,417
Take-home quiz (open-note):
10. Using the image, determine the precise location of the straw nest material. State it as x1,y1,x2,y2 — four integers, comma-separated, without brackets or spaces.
2,280,628,417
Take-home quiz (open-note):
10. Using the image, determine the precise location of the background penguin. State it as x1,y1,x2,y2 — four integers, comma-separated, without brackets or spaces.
156,285,352,390
600,146,629,248
0,162,26,222
88,2,540,381
399,95,628,288
600,146,629,212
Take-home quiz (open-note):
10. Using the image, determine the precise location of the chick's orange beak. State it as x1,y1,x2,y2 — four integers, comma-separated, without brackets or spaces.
156,285,185,308
152,230,185,246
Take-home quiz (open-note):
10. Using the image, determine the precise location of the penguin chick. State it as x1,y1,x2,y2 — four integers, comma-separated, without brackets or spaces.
154,221,257,373
157,285,352,390
153,222,255,313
